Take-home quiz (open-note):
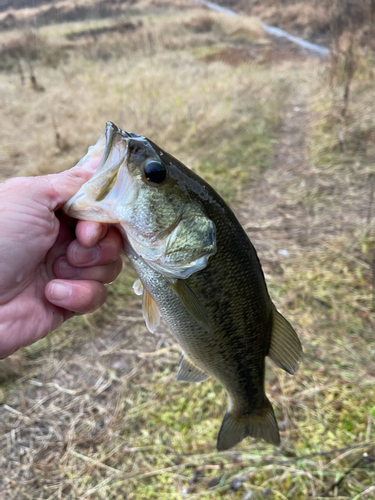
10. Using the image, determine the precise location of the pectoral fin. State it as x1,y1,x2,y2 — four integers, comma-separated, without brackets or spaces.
133,278,143,296
176,353,210,383
142,288,161,333
170,279,210,332
268,308,302,374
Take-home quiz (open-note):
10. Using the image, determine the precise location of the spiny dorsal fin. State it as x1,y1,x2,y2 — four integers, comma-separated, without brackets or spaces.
133,278,143,296
217,398,280,451
142,288,161,333
176,352,210,383
170,279,210,332
268,308,302,375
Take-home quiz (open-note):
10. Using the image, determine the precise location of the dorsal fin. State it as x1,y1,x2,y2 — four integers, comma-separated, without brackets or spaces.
268,308,302,374
142,288,161,333
176,352,210,383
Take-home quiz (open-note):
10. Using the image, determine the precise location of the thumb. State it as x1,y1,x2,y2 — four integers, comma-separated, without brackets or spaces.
41,156,101,211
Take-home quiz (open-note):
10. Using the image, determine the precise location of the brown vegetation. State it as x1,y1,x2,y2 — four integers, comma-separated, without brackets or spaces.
0,0,374,499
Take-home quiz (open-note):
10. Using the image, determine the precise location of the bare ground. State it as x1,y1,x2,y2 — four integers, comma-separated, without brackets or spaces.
237,66,311,260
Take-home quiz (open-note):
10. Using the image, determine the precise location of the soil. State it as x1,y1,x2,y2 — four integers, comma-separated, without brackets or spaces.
236,65,311,269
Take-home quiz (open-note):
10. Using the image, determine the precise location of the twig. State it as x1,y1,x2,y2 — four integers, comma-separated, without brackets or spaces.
70,450,124,475
243,217,283,230
3,404,23,416
81,476,114,498
120,346,180,357
323,243,371,270
98,344,180,357
325,444,368,468
320,454,364,496
352,485,375,500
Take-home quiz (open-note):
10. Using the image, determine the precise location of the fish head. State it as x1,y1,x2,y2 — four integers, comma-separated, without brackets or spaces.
64,122,216,279
65,122,185,230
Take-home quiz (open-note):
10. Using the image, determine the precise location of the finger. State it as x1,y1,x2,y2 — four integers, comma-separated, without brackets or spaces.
45,279,107,314
67,226,123,267
75,221,108,248
54,256,123,283
45,218,75,280
40,156,102,211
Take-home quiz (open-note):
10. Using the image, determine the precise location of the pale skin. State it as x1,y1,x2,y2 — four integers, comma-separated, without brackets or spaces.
0,157,123,359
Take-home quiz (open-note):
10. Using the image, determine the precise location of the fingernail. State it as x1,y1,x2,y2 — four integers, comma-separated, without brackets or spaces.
86,223,101,243
90,223,106,242
50,282,72,301
72,245,99,265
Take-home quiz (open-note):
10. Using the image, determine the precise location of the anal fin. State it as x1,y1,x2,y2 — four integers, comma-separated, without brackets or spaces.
268,308,303,375
142,288,161,333
217,398,280,451
176,352,210,383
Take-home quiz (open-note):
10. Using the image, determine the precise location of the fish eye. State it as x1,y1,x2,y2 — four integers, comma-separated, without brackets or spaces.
143,160,167,185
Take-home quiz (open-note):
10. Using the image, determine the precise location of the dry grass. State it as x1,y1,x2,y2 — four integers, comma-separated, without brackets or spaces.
0,1,375,499
0,8,273,197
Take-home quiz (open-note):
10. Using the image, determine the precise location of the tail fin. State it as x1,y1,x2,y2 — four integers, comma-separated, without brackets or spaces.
216,399,280,451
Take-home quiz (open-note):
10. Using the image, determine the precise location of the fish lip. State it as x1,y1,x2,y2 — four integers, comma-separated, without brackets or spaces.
63,191,84,215
91,122,131,180
63,191,117,221
100,121,123,172
63,122,134,220
107,121,142,141
95,122,143,177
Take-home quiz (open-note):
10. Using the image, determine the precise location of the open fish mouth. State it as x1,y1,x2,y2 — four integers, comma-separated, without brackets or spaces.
63,122,141,223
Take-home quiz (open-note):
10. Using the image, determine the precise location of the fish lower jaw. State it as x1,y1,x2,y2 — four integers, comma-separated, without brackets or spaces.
66,203,119,223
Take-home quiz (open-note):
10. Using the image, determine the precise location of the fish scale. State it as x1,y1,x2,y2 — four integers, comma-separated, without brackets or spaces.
64,121,303,450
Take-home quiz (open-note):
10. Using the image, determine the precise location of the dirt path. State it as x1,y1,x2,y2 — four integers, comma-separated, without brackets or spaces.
236,67,311,274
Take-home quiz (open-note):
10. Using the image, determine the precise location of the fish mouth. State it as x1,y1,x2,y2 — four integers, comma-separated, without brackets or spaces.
63,122,139,223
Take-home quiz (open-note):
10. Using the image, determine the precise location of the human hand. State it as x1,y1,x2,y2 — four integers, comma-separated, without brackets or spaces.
0,158,123,359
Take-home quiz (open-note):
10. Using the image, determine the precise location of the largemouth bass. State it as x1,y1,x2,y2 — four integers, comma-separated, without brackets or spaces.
64,122,302,450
